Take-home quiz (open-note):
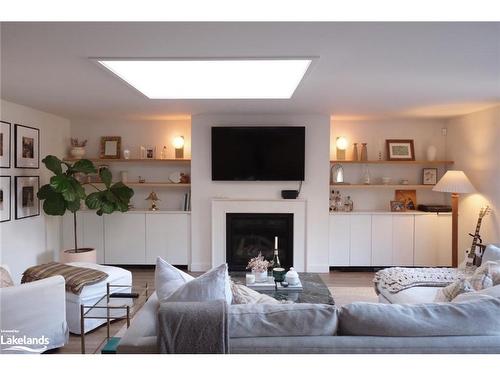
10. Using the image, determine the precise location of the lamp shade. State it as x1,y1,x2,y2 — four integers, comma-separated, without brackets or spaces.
432,170,476,194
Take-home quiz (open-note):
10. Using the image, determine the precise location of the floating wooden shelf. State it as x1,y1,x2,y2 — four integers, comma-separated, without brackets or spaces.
87,182,190,188
330,184,435,190
329,160,454,165
63,158,191,163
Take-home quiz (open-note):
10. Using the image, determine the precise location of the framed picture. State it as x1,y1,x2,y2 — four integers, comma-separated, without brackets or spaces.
145,146,156,159
100,136,121,159
15,124,39,169
0,176,11,222
395,189,417,210
422,168,438,185
0,121,11,168
15,176,40,220
386,139,415,161
390,200,406,212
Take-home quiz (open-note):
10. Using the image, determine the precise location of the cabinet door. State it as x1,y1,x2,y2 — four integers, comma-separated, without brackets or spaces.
104,213,146,264
436,214,452,266
414,215,438,266
350,215,372,266
81,212,105,264
329,215,350,266
62,212,83,252
392,215,414,266
146,214,189,265
372,215,393,266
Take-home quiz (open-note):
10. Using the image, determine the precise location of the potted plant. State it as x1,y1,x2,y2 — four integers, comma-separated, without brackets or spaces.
37,155,134,263
246,252,271,282
69,138,88,159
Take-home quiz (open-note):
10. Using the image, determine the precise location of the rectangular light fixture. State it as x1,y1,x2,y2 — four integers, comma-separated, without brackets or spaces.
97,59,312,99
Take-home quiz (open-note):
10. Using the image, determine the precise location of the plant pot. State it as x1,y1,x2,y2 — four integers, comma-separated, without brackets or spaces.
70,147,86,159
60,248,96,264
253,270,268,283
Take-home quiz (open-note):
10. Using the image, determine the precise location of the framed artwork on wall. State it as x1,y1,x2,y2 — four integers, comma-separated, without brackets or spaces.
422,168,438,185
100,136,121,159
15,124,40,169
0,176,11,222
15,176,40,220
0,121,11,168
385,139,415,161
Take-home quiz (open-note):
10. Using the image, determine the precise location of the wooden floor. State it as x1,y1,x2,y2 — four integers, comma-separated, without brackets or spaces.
51,267,375,354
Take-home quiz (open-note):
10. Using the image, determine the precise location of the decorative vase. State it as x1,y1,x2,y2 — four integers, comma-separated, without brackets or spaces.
123,149,131,159
426,145,437,161
352,143,359,161
360,143,368,161
70,147,86,159
253,270,268,283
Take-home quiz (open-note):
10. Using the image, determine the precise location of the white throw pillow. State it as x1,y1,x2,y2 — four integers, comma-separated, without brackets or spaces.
452,284,500,302
482,244,500,264
163,263,233,305
155,257,194,302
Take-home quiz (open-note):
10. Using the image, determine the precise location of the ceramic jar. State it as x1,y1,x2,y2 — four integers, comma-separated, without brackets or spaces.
285,267,300,286
254,270,268,283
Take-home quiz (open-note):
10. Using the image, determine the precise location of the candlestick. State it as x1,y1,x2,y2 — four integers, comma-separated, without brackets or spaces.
274,236,278,249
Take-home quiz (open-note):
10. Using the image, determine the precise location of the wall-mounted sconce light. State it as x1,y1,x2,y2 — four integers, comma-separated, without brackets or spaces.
173,136,185,159
336,136,348,160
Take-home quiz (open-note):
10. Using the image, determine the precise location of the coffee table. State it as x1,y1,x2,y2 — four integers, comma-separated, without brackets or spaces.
230,272,334,305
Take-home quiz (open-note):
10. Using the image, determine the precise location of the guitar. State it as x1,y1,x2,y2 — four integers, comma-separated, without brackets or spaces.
462,206,491,268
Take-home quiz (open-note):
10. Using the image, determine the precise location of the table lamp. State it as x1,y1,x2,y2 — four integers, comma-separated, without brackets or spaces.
433,170,476,267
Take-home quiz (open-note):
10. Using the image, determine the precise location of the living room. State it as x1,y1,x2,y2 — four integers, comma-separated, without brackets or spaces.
1,2,500,373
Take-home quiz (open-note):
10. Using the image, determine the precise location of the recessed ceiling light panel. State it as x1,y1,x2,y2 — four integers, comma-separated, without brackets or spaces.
97,59,312,99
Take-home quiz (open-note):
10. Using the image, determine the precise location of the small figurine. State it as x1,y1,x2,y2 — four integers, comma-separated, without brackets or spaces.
145,191,160,211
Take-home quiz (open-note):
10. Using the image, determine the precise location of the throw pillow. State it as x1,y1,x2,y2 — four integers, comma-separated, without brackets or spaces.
163,263,233,305
0,266,14,288
230,282,279,304
482,244,500,264
440,279,475,301
487,261,500,285
155,257,194,302
452,284,500,302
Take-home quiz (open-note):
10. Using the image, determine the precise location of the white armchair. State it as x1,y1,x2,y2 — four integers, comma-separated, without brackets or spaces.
0,266,68,353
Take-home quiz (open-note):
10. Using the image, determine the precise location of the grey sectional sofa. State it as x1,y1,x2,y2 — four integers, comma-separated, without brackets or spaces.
117,293,500,354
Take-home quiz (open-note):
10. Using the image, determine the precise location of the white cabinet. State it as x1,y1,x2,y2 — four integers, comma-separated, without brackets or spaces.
372,215,393,266
414,214,452,267
329,214,350,266
104,213,146,264
350,215,372,266
146,213,190,265
436,215,452,266
392,216,414,266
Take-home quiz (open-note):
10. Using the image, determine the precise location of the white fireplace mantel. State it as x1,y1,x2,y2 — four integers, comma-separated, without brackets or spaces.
211,198,306,271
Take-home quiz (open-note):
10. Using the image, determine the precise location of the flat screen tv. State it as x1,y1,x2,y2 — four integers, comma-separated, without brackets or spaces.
211,126,305,181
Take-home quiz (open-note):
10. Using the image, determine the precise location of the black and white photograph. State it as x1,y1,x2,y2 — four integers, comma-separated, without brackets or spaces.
14,175,40,219
0,121,11,168
0,176,11,222
15,123,39,168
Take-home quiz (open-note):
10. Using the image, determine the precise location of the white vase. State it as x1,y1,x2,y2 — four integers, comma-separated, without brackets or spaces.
426,145,437,161
70,147,86,159
253,270,268,283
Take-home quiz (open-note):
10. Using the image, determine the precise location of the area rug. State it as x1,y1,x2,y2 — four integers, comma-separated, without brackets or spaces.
329,286,378,306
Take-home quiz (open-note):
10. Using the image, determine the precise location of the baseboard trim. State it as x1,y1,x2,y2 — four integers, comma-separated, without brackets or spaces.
306,264,330,273
190,263,211,272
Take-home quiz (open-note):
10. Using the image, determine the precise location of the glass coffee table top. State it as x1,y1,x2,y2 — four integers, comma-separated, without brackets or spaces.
230,272,334,305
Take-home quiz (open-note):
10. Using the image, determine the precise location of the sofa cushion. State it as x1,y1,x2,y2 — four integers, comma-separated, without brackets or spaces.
338,298,500,337
229,303,338,338
482,244,500,264
452,284,500,302
0,266,13,288
155,257,194,302
163,263,232,304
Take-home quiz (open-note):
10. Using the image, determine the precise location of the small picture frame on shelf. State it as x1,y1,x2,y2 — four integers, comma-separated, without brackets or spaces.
100,136,121,159
390,200,406,212
15,123,40,169
385,139,415,161
15,175,40,220
0,176,11,222
0,121,11,168
395,189,417,210
422,168,438,185
145,146,156,159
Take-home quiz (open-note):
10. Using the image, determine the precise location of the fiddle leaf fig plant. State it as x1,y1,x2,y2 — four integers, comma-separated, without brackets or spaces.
37,155,134,252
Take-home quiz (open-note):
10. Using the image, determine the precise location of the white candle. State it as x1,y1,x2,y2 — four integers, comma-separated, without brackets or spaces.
274,236,278,249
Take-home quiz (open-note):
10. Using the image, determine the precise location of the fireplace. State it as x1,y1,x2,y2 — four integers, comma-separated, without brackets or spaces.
226,213,293,271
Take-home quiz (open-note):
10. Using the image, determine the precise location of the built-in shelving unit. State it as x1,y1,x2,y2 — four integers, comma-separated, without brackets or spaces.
63,158,191,164
331,184,434,190
330,160,454,165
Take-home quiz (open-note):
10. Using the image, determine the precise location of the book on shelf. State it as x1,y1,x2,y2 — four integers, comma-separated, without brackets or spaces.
182,191,191,211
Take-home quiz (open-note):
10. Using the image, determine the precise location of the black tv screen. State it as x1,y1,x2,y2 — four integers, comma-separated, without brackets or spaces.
211,126,305,181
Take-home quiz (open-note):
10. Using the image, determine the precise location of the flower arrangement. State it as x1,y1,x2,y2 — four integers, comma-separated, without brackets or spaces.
246,252,270,273
71,138,88,147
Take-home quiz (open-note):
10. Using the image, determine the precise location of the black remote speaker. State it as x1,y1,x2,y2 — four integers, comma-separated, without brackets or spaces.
281,190,299,199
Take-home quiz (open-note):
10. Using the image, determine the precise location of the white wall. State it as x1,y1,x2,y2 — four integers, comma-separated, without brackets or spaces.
0,99,70,282
331,118,449,210
70,118,191,210
191,114,330,272
446,105,500,261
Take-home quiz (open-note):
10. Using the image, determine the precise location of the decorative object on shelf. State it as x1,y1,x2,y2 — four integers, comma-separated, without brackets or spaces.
390,200,406,212
385,139,415,161
0,176,11,222
246,252,270,283
352,143,359,161
381,177,391,185
15,123,39,169
15,175,40,219
161,146,167,160
0,121,11,168
330,190,343,212
145,146,156,159
120,171,128,183
432,170,476,267
37,155,134,263
180,172,190,184
145,191,160,211
422,168,438,185
100,136,121,159
377,140,383,160
169,171,182,183
362,166,371,184
182,191,191,211
395,189,417,210
400,179,409,185
330,164,345,184
285,267,300,286
360,143,368,161
123,149,131,159
69,138,87,159
140,146,146,159
426,145,437,161
344,196,354,212
138,176,146,183
173,136,185,159
335,136,348,161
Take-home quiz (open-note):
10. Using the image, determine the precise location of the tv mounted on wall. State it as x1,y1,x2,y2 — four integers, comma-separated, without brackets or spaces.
211,126,305,181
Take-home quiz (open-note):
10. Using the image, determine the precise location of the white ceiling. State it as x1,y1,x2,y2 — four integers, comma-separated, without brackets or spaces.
1,22,499,121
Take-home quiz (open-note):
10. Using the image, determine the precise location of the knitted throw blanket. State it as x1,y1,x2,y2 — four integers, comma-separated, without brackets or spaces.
373,267,470,294
22,262,108,294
